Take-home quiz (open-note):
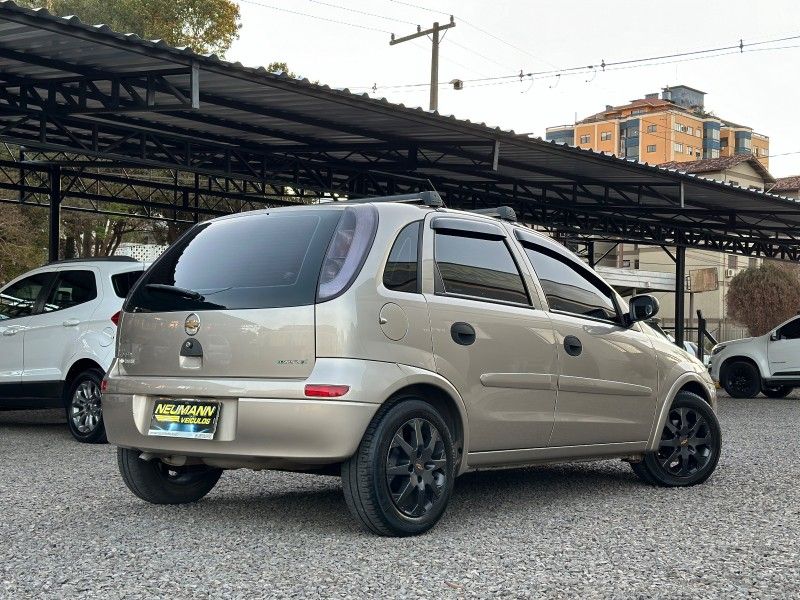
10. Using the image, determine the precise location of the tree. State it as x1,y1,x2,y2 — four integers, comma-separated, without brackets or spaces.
0,205,47,284
726,262,800,336
24,0,241,55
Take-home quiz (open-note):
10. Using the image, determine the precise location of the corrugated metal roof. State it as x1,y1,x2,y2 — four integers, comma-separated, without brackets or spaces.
1,0,799,251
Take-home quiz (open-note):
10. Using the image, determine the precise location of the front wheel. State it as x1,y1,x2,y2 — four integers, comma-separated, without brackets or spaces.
117,448,222,504
65,367,107,444
762,384,793,399
631,391,721,487
341,399,456,536
721,360,760,398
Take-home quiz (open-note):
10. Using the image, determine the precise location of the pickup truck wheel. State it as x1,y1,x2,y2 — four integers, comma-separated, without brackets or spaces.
341,399,456,536
721,360,760,398
117,448,222,504
762,384,793,399
631,391,721,487
65,367,107,444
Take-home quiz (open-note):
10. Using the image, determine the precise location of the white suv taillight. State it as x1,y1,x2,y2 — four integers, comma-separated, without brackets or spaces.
111,311,121,326
317,205,378,301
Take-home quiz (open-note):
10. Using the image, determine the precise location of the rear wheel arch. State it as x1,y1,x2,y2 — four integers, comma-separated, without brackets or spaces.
64,358,105,402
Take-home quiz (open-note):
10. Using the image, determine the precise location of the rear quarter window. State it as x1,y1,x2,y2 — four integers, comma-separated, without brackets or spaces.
112,270,144,298
125,210,343,313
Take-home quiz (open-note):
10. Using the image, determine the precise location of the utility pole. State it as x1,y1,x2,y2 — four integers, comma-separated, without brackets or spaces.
390,16,455,112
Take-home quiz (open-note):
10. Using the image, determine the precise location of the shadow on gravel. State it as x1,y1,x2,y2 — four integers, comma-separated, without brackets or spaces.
148,461,643,535
0,409,65,427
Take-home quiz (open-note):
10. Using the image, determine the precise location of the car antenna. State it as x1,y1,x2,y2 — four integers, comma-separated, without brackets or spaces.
426,179,446,208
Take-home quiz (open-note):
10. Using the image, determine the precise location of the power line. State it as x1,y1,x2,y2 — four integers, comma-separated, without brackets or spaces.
303,0,417,26
351,34,800,91
238,0,392,33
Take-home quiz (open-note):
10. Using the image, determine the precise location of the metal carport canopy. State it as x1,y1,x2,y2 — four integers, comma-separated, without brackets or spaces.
0,0,799,263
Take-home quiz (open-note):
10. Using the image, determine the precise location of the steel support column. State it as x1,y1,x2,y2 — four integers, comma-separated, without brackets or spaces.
674,245,686,346
48,164,61,262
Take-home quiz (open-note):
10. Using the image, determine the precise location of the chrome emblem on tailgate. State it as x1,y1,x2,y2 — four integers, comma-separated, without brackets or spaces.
185,313,200,336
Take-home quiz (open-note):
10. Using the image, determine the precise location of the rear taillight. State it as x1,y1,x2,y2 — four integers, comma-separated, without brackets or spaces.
317,205,378,302
304,384,350,398
100,378,109,393
111,311,121,326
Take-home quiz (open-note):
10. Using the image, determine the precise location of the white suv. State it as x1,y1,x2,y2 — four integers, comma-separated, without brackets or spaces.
709,314,800,399
0,257,147,441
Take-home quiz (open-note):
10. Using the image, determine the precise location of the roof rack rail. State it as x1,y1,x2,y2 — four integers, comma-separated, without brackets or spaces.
48,256,139,265
334,191,443,207
467,206,517,222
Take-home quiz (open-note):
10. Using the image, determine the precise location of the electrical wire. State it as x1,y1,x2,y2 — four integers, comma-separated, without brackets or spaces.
350,33,800,91
304,0,418,26
237,0,392,33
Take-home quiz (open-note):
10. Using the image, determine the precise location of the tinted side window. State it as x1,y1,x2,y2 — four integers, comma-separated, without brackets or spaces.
126,210,343,313
43,270,97,312
778,318,800,340
112,270,144,298
0,273,51,320
383,222,420,293
524,246,618,321
434,232,528,305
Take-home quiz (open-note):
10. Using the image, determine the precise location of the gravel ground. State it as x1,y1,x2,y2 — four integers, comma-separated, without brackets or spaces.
1,394,799,600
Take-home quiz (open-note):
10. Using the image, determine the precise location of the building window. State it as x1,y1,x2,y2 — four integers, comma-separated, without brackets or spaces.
647,144,656,152
674,122,682,132
631,108,645,115
687,126,694,135
580,134,590,144
674,142,684,153
600,131,612,141
728,255,738,269
695,129,702,137
710,149,720,158
646,124,657,133
720,138,729,148
687,145,693,155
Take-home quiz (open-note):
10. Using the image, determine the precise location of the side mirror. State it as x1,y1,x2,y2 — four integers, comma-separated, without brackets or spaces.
629,294,660,323
770,330,779,341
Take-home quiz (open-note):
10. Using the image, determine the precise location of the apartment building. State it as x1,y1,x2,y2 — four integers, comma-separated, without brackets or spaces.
546,85,770,169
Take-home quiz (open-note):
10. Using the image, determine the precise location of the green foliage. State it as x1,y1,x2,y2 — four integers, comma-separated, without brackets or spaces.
726,262,800,336
0,205,47,284
20,0,241,55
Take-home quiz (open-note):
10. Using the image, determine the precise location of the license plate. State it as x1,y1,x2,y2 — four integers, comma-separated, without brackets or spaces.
148,399,221,440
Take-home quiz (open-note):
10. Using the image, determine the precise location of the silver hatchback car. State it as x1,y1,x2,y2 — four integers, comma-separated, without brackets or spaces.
104,192,720,536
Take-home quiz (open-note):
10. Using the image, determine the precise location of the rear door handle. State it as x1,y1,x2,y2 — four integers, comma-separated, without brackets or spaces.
63,319,80,327
451,322,476,346
564,335,583,356
1,327,19,336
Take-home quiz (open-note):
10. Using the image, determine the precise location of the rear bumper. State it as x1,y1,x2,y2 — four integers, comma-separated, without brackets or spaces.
101,357,405,468
103,394,378,468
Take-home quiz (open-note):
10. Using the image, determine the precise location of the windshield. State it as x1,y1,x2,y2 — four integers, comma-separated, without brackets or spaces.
125,210,343,313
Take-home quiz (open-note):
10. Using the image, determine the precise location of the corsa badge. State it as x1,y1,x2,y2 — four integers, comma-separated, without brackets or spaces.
185,313,200,336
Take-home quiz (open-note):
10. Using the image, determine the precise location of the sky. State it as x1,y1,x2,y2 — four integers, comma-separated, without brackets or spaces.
227,0,800,177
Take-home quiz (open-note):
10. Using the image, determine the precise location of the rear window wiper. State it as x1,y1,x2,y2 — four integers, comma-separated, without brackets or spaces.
145,283,205,301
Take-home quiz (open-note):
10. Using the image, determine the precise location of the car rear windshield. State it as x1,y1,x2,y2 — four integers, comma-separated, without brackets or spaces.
111,270,144,298
125,210,343,313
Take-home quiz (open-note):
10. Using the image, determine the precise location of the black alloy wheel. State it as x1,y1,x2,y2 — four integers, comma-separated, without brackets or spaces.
631,391,721,487
385,417,448,518
722,360,760,399
655,406,714,478
342,398,456,536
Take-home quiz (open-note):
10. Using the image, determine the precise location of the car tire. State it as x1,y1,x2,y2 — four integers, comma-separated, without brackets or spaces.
117,447,223,504
631,391,721,487
65,367,107,444
721,360,761,398
761,384,793,399
341,398,456,537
